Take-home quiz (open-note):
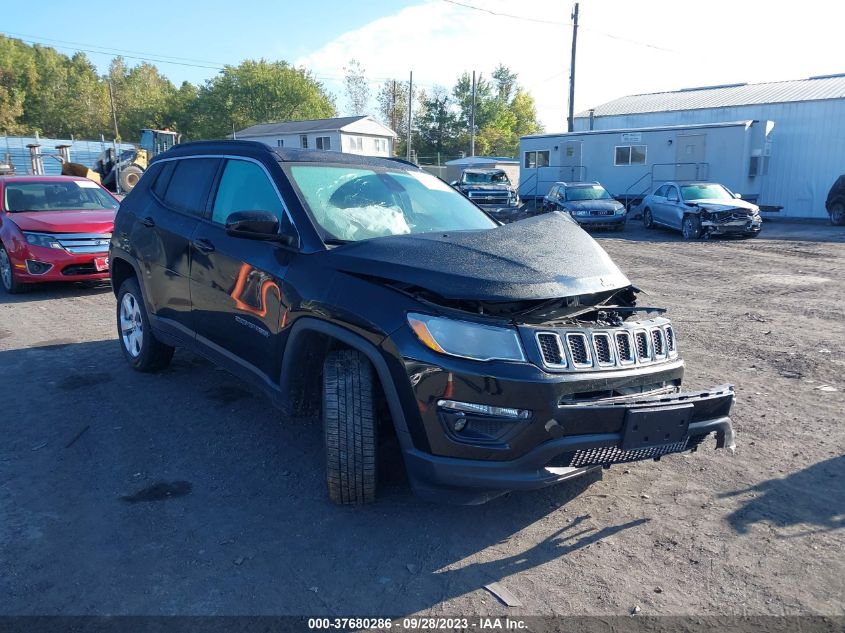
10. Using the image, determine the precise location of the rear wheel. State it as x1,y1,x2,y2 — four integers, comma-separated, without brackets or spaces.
643,208,654,229
682,214,702,240
0,244,27,294
117,277,174,371
322,349,377,505
830,202,845,226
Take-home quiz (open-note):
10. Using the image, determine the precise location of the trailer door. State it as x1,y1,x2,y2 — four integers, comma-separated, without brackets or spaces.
559,141,584,182
675,134,707,181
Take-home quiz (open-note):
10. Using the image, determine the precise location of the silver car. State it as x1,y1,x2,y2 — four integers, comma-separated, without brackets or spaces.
641,182,763,240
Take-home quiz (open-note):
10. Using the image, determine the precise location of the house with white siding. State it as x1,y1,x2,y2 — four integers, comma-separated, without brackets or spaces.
233,116,397,157
520,74,845,218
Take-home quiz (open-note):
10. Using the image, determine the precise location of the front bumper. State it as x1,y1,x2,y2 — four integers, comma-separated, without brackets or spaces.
703,217,762,236
571,214,627,228
404,383,735,504
9,244,109,283
479,205,522,222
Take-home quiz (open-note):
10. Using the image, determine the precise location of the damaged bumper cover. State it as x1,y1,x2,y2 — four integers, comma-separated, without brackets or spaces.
403,375,735,503
698,208,762,235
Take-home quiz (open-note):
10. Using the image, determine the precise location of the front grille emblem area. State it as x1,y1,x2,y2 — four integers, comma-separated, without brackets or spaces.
534,320,676,372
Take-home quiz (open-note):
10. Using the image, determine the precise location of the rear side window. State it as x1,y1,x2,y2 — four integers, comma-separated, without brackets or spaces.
211,159,284,225
160,158,220,215
152,161,176,199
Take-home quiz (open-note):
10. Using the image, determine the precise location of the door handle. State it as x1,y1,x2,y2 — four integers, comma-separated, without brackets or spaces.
192,238,215,253
141,216,155,228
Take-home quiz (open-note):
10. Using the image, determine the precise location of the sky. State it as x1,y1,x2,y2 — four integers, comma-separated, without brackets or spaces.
3,0,844,132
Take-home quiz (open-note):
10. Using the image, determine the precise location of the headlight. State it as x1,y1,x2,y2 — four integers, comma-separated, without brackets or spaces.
407,313,525,362
23,232,62,249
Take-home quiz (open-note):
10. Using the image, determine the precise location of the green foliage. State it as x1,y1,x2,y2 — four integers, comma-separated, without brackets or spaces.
410,64,543,161
0,36,336,143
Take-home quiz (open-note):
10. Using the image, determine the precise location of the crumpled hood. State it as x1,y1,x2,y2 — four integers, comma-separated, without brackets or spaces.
8,209,115,233
689,198,758,213
320,212,630,301
461,184,512,191
563,200,624,212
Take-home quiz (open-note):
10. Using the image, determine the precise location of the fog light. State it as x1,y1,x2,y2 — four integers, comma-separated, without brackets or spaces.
437,399,530,420
453,415,467,432
25,260,53,275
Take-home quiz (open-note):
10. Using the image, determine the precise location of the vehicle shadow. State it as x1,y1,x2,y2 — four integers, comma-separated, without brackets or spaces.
0,339,652,616
0,280,112,304
718,456,845,536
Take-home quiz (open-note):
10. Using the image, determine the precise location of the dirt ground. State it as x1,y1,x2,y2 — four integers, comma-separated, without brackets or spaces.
1,220,843,617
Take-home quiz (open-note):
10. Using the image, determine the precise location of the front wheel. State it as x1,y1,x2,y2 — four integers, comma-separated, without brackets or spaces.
643,208,654,229
682,214,702,240
322,349,377,505
117,277,174,371
830,202,845,226
0,244,27,294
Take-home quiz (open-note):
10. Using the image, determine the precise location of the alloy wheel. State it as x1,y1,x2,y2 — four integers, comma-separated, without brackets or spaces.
0,248,12,291
120,292,144,358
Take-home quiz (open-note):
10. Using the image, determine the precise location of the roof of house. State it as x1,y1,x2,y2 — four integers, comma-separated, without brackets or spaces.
235,115,396,138
576,73,845,118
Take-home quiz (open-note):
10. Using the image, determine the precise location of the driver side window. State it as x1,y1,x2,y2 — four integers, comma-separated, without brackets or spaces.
211,159,285,226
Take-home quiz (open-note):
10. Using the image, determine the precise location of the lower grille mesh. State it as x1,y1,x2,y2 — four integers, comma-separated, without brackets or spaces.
548,433,709,469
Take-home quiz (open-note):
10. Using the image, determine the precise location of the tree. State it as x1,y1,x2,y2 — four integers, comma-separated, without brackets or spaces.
195,60,337,139
415,85,458,160
343,59,370,116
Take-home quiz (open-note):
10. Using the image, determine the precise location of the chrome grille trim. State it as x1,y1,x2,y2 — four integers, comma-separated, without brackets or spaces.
51,232,112,254
566,333,592,367
533,318,676,372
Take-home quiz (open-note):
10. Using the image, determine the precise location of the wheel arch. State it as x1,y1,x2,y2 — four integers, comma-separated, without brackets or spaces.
109,255,139,297
278,317,412,442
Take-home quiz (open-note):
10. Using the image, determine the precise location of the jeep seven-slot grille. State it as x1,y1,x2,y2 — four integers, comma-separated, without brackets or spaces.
567,333,590,366
652,329,665,357
593,334,612,364
635,331,650,360
616,332,634,362
537,333,564,366
533,320,676,372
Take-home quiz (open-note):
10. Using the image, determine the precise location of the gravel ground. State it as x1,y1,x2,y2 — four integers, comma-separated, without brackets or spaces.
1,220,843,617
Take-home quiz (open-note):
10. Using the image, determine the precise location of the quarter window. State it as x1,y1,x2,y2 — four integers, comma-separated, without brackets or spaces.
524,150,550,169
614,145,647,166
160,158,220,215
316,136,331,150
211,159,285,226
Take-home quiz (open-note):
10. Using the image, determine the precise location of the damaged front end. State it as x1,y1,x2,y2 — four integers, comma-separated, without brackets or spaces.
693,203,763,237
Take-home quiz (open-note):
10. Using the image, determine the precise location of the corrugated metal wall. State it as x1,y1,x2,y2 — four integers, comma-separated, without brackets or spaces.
574,99,845,218
1,136,135,177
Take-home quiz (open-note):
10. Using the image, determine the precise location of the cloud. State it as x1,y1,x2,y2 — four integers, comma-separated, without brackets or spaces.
296,0,845,131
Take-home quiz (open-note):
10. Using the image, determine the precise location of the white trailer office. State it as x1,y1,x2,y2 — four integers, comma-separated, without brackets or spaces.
519,120,775,209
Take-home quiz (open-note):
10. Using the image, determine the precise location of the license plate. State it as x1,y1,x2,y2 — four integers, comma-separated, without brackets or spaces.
94,256,109,272
621,404,693,451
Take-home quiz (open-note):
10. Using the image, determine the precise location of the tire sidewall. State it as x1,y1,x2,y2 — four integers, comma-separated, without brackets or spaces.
643,208,653,228
831,202,845,226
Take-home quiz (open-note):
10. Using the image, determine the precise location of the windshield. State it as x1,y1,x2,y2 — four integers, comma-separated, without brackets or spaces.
4,180,118,212
288,165,498,242
462,171,510,185
565,185,612,201
681,184,733,201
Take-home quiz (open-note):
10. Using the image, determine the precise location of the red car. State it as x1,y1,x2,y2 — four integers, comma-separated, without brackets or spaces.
0,175,119,293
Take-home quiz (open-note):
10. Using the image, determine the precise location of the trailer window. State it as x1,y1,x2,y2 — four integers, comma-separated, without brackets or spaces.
524,150,549,169
614,145,647,166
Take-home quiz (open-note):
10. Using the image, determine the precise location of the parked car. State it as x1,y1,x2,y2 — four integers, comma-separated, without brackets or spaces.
641,182,762,240
110,141,735,505
542,181,626,230
0,175,119,293
825,173,845,226
451,168,521,222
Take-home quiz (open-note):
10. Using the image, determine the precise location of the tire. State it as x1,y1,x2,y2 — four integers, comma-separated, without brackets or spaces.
682,214,702,240
830,202,845,226
0,243,27,294
116,277,174,371
643,208,654,229
322,349,377,505
119,165,144,192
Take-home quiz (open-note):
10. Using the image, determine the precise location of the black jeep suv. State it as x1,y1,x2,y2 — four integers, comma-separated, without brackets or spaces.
110,141,735,505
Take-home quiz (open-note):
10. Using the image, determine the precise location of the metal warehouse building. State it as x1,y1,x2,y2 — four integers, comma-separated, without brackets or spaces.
567,74,845,219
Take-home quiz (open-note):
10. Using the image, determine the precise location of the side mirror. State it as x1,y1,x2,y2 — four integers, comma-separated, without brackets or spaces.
225,210,295,245
734,192,742,199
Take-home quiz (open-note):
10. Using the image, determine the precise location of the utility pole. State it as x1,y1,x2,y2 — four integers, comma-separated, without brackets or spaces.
470,70,476,157
567,2,579,132
406,71,413,162
108,80,120,140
